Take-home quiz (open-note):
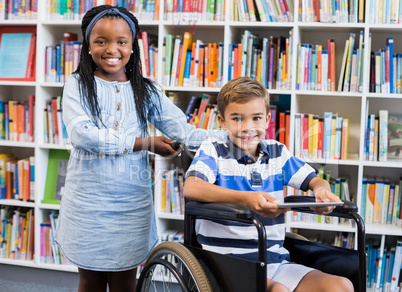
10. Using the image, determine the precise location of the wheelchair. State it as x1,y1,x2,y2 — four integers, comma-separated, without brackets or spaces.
137,145,366,292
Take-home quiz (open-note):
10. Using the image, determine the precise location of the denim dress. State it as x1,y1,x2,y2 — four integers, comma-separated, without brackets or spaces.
55,75,226,271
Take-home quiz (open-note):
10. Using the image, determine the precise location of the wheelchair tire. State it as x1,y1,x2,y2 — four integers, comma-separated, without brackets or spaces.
137,241,212,292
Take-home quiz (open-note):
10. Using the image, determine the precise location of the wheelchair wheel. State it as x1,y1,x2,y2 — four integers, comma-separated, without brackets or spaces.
137,241,212,292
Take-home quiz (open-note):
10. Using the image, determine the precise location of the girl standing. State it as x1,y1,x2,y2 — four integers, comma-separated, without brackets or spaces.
55,5,225,292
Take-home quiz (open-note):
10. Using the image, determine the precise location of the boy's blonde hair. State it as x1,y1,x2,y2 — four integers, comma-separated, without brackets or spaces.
217,77,270,118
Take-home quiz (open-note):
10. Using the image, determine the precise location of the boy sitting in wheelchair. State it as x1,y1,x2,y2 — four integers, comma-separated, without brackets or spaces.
183,77,354,292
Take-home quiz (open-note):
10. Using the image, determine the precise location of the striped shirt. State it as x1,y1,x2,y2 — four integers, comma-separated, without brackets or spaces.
185,137,316,277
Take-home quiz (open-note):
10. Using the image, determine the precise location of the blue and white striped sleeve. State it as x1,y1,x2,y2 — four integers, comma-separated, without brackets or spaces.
280,145,316,192
185,139,219,184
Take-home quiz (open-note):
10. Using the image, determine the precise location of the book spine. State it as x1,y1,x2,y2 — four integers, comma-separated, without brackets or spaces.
379,110,388,162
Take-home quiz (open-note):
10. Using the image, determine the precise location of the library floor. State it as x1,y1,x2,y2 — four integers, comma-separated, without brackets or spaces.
0,279,76,292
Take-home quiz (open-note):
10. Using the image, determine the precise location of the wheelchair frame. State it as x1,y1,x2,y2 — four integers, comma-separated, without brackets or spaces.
137,145,367,291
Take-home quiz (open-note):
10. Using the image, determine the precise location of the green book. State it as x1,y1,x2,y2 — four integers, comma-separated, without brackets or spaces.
42,149,70,204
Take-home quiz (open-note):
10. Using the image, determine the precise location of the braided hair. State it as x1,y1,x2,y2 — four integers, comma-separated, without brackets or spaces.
73,5,160,134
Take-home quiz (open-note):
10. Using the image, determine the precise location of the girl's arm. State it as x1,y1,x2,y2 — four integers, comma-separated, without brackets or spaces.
62,76,136,155
150,91,227,150
184,177,287,218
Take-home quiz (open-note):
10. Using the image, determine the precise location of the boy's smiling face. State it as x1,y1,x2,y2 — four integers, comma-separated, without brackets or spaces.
218,97,270,158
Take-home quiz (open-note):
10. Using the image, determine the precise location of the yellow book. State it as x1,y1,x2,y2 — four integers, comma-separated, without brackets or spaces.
161,172,167,212
312,115,319,159
373,178,384,224
178,32,193,87
373,116,379,161
5,221,12,259
365,178,376,224
381,180,390,224
341,118,349,160
330,115,337,159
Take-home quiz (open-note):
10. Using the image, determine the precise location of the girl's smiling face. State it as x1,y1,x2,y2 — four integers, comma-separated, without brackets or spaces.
88,17,133,82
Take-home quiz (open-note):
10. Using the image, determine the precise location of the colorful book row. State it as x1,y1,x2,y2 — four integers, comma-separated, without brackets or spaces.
361,177,402,227
138,31,158,80
0,153,35,202
164,0,226,21
294,112,349,160
363,109,402,162
298,0,364,23
231,0,294,22
228,29,293,90
45,32,81,83
369,37,402,94
0,0,38,20
366,240,402,291
45,0,159,21
296,31,364,93
0,98,35,143
0,207,34,261
160,168,185,214
367,0,402,24
44,96,69,145
40,211,69,265
183,94,220,130
162,32,224,88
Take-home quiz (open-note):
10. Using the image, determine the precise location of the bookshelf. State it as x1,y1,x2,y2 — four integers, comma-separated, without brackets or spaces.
0,0,401,289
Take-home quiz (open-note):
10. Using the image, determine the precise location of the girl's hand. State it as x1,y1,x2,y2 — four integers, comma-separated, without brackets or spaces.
246,192,290,217
134,137,181,157
311,187,341,215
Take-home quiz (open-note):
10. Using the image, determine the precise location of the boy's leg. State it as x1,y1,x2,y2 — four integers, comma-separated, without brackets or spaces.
267,279,291,292
107,268,137,292
78,268,107,292
294,270,354,292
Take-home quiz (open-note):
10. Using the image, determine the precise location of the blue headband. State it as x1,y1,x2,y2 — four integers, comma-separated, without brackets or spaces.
85,8,137,43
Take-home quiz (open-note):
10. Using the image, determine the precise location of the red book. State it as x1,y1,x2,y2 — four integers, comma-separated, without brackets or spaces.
266,105,278,140
279,112,285,144
141,31,150,77
313,0,320,21
285,110,290,149
175,42,184,86
25,33,36,79
233,45,239,79
327,39,331,90
330,39,336,91
318,117,324,159
51,97,59,144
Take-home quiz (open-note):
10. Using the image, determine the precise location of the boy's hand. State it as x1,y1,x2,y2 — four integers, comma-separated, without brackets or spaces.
311,186,341,215
247,192,290,217
134,137,181,157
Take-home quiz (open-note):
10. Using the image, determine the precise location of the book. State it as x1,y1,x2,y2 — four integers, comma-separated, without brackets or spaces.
341,118,349,160
387,114,402,159
266,105,278,140
178,32,193,87
42,149,70,204
323,112,332,159
0,26,36,81
379,110,389,162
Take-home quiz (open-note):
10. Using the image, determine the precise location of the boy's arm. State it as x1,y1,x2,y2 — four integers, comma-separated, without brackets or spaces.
184,176,288,218
308,176,342,214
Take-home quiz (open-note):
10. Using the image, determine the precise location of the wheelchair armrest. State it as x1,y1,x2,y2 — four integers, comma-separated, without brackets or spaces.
284,195,358,219
185,201,254,223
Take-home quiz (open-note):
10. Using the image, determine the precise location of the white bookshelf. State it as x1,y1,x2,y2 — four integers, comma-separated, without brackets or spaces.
0,0,400,280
